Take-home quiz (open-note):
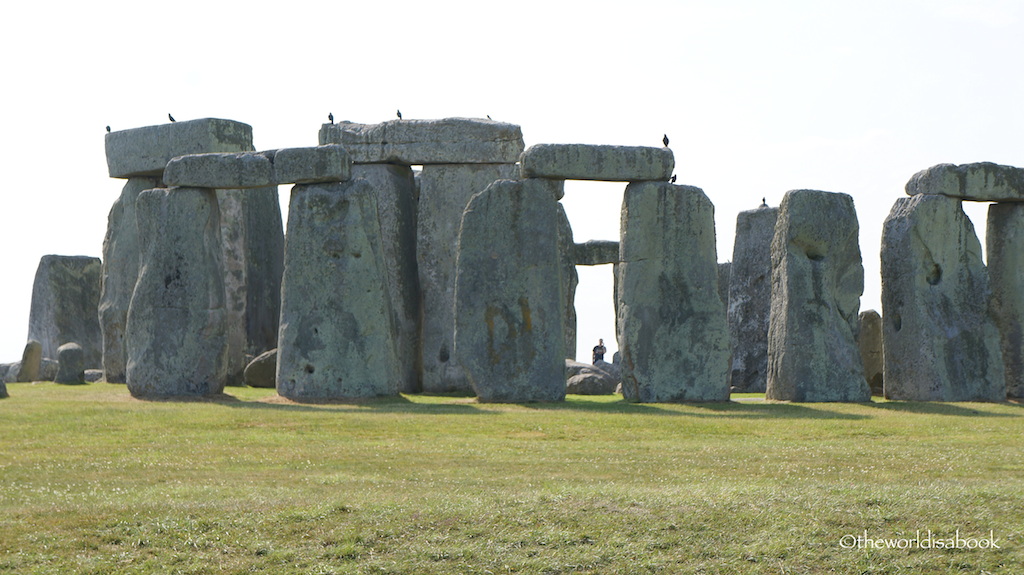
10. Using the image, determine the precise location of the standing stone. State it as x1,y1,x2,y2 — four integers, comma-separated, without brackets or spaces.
0,379,6,398
881,194,1004,401
988,203,1024,399
352,164,421,393
556,203,578,360
27,255,103,368
417,163,519,392
15,340,42,383
100,177,160,383
717,262,731,308
857,310,884,396
454,178,566,402
126,187,228,397
54,342,86,385
727,205,779,392
617,182,730,402
277,180,400,400
765,190,869,402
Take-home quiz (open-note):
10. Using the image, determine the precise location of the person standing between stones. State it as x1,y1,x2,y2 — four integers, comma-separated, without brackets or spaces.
592,339,607,364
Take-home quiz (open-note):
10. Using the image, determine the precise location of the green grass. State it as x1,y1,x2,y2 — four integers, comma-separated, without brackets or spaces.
1,383,1022,574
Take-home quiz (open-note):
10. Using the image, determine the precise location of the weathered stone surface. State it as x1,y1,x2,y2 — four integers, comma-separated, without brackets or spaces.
164,145,351,188
880,194,1004,401
906,162,1024,202
989,203,1024,399
105,118,254,178
54,342,85,385
244,349,277,389
857,310,883,396
765,190,869,402
83,369,103,383
126,187,228,397
319,118,524,164
617,182,730,402
556,203,578,360
100,177,161,383
417,163,520,392
717,262,731,307
28,256,102,368
277,180,399,400
573,240,619,266
454,179,566,402
39,359,58,382
352,164,421,393
566,366,620,395
727,206,779,393
0,379,6,398
15,340,42,382
520,144,674,182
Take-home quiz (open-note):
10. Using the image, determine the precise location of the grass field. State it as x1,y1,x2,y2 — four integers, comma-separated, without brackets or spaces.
1,382,1022,574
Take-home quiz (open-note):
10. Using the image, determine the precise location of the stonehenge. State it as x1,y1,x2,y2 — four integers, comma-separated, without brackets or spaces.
27,255,103,368
727,205,778,393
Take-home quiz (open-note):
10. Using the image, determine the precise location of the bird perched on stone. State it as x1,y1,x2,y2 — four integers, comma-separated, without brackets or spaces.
670,174,677,183
663,134,669,147
328,112,334,124
168,113,176,122
487,114,492,120
396,109,402,120
105,125,111,133
762,197,767,206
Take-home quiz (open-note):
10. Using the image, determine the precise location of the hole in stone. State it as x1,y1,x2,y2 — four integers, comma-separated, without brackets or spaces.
352,251,362,258
926,263,942,285
439,345,450,363
892,313,902,332
304,364,315,374
807,252,825,262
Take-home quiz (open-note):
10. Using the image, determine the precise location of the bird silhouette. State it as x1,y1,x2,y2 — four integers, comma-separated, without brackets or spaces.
662,134,669,147
328,112,334,124
396,109,402,120
105,125,111,133
670,175,677,183
168,113,176,123
762,197,767,206
486,114,492,120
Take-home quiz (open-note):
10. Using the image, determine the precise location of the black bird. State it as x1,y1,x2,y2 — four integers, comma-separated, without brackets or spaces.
487,114,492,120
762,197,767,206
396,109,402,120
168,113,176,122
670,174,677,183
105,125,111,133
328,112,334,124
662,134,669,147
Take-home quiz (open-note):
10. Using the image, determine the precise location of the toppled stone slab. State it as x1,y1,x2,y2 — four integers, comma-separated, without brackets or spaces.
105,118,254,178
765,190,870,403
617,182,730,402
454,178,566,403
319,118,524,164
565,359,621,395
858,310,883,396
989,203,1024,399
727,205,778,393
906,162,1024,202
244,348,277,389
55,342,85,385
519,144,674,182
163,145,351,188
573,240,619,266
28,255,103,368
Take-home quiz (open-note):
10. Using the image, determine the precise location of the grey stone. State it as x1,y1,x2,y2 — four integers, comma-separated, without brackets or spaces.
244,349,277,389
15,340,42,382
417,163,520,393
454,178,566,402
126,187,228,397
1,364,14,385
717,262,731,307
881,194,1004,401
164,145,352,188
727,206,779,393
100,177,161,383
105,118,254,178
519,144,674,182
989,203,1024,399
556,203,578,360
28,255,102,368
765,191,869,402
857,310,884,396
54,343,86,385
565,359,591,379
573,240,619,266
276,180,400,400
617,182,731,402
352,164,421,393
906,162,1024,202
0,379,6,398
319,118,524,164
566,365,620,395
83,369,103,383
38,359,59,382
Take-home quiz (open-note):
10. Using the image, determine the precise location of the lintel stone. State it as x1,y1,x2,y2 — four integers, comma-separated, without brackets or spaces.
105,118,254,178
319,118,524,164
573,240,619,265
906,162,1024,202
519,144,674,182
164,145,351,188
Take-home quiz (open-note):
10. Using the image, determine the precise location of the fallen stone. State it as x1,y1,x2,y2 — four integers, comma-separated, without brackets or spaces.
566,362,620,395
164,145,352,188
858,310,884,396
100,177,161,383
765,190,870,402
519,144,674,182
881,194,1005,401
989,203,1024,399
126,187,228,397
906,162,1024,202
28,256,103,368
557,203,578,359
617,182,731,402
573,240,619,266
319,118,524,165
565,359,591,379
105,118,254,178
83,369,103,383
276,180,400,400
54,342,85,385
417,163,520,393
15,340,42,383
244,349,277,389
454,178,566,402
727,205,779,393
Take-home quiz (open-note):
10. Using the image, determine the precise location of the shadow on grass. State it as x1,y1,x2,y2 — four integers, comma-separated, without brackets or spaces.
216,393,493,415
866,401,1021,417
502,398,872,420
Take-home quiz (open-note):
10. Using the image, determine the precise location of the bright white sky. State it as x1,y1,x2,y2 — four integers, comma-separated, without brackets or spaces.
1,0,1021,363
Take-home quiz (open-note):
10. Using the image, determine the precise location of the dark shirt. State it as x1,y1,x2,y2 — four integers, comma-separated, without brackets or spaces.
592,345,606,363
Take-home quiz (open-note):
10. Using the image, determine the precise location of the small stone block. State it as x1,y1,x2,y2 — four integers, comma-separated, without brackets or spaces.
273,145,351,184
105,118,254,178
519,144,674,182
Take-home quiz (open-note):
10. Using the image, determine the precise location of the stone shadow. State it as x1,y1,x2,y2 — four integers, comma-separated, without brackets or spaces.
516,398,871,420
866,401,1022,417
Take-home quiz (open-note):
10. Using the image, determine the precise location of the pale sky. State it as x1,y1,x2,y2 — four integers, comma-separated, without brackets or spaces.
1,0,1021,363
